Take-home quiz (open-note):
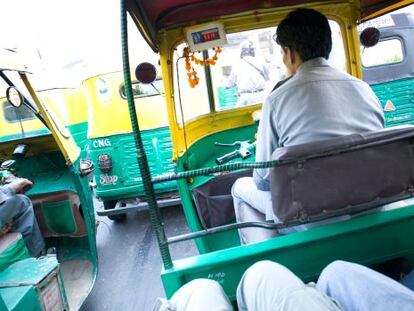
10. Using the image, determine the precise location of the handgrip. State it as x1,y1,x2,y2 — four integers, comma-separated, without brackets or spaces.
215,150,240,165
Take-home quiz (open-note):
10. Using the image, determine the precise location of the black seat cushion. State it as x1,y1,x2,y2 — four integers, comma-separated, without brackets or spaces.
270,126,414,223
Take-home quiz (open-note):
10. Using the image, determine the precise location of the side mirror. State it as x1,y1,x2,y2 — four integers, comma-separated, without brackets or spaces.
6,86,24,108
135,62,157,84
79,159,94,177
360,27,380,48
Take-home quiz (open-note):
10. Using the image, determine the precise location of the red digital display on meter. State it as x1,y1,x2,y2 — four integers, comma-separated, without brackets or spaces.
192,28,220,44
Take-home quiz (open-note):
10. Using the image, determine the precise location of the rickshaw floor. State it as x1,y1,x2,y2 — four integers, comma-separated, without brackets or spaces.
61,259,93,310
80,201,198,311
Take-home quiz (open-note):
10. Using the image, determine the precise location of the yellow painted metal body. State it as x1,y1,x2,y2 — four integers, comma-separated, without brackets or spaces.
156,2,363,160
39,87,88,127
83,71,169,139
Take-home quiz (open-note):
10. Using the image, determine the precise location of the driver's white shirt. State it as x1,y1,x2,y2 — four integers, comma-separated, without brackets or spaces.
253,57,384,191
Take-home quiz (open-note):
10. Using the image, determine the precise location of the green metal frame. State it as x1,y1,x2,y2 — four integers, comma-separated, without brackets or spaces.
162,199,414,298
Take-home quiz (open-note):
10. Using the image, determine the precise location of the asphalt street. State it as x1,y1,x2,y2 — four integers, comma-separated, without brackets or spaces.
80,201,198,311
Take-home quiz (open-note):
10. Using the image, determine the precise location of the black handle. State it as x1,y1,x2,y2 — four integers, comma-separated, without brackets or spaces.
215,150,240,165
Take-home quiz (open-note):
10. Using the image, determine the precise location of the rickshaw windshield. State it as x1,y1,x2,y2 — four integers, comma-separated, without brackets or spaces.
173,20,346,124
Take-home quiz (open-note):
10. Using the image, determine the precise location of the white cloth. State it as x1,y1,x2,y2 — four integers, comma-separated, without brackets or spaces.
226,56,269,94
153,279,233,311
153,261,341,311
231,177,278,244
237,261,341,311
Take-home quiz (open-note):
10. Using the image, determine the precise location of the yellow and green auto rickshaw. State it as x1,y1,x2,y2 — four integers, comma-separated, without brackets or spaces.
0,48,96,310
118,0,414,301
361,12,414,127
83,70,179,221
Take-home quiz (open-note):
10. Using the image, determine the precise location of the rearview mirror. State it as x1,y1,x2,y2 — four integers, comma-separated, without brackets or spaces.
360,27,380,48
135,62,157,84
6,86,23,107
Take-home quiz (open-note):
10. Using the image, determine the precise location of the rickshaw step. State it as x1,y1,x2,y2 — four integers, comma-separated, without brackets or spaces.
96,197,181,216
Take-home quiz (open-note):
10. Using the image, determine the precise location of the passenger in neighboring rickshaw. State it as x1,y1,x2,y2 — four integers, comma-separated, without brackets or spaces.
226,40,270,106
0,178,44,256
153,260,414,311
232,8,385,244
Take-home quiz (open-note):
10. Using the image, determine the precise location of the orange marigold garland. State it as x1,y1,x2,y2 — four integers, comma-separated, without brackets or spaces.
183,46,222,88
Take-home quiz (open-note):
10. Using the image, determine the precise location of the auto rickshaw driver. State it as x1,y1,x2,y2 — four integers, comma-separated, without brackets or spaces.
0,177,44,257
231,8,385,244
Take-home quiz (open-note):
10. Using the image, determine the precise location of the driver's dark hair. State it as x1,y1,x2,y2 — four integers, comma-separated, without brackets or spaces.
276,8,332,61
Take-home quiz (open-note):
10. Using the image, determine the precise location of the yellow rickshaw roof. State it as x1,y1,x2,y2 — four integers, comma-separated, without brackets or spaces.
127,0,414,52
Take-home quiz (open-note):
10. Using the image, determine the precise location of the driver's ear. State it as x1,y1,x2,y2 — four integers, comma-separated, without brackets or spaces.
286,47,295,65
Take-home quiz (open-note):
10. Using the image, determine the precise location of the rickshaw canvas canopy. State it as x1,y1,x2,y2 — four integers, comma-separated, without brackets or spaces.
0,48,29,72
127,0,414,51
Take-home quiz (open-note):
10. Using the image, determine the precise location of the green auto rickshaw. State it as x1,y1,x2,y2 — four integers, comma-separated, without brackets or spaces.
0,47,97,310
118,0,414,301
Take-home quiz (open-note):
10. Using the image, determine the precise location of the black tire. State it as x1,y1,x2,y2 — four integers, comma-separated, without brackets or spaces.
103,200,126,222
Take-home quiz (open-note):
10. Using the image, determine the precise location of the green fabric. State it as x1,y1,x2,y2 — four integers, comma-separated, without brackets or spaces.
41,200,77,235
0,235,30,272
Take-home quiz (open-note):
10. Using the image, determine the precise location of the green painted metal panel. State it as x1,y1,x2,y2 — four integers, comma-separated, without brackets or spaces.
0,235,29,272
0,257,58,285
70,158,98,265
176,125,256,253
371,78,414,127
17,152,76,197
41,200,77,235
67,122,88,149
0,286,41,311
162,200,414,299
90,126,177,200
0,257,61,311
183,125,256,189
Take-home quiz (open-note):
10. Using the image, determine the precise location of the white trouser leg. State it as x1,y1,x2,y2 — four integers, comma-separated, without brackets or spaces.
153,279,233,311
237,261,341,311
231,177,278,244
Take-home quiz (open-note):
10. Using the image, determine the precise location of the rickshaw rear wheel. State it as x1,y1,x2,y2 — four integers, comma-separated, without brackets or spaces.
103,200,126,221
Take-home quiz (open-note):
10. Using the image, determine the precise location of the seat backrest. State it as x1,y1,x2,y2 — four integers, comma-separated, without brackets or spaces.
31,191,87,237
270,126,414,223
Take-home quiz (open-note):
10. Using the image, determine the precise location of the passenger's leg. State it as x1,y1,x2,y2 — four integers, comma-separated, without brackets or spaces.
10,195,44,256
237,261,340,311
317,260,414,311
231,177,278,244
401,270,414,291
153,279,233,311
